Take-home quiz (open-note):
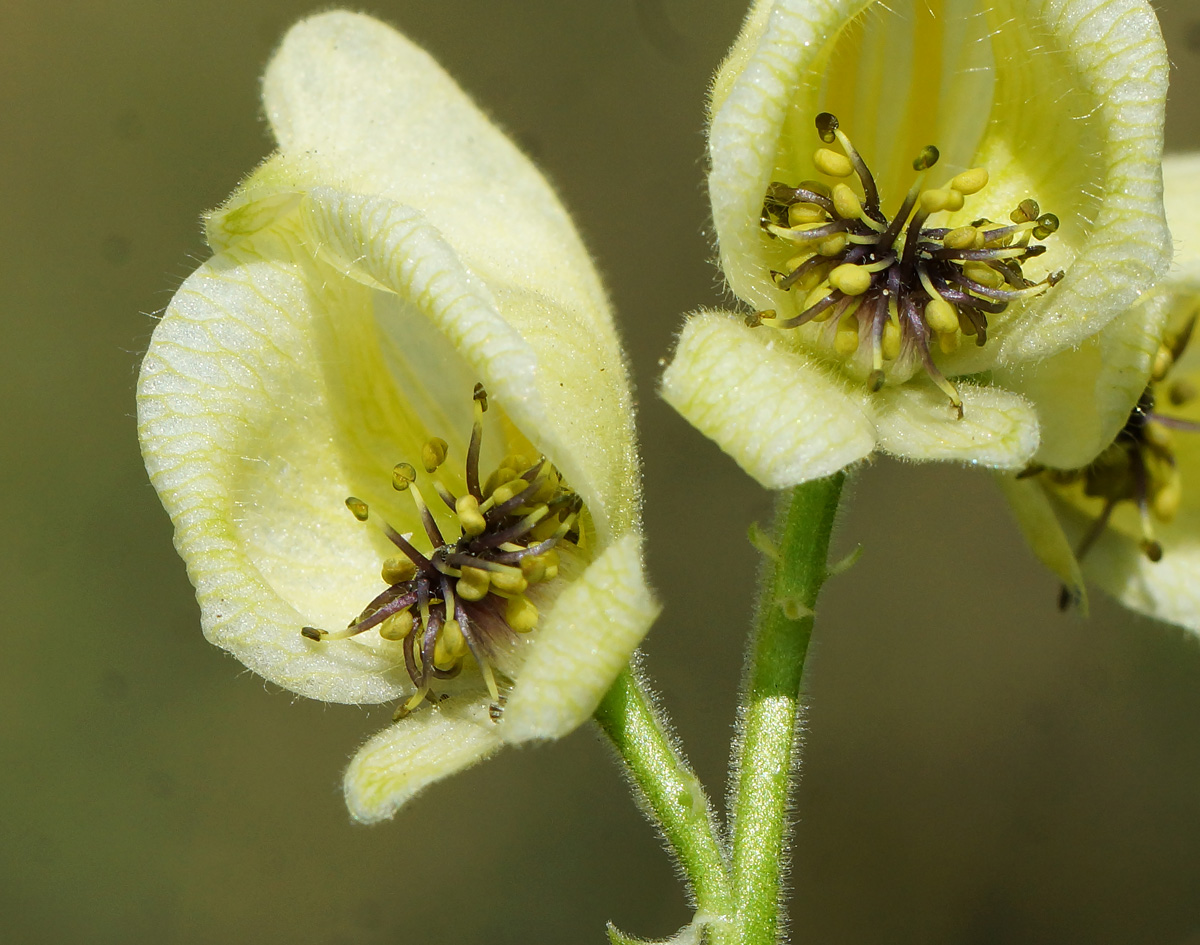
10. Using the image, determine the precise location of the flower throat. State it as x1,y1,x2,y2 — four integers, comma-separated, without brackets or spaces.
755,112,1063,415
301,384,582,719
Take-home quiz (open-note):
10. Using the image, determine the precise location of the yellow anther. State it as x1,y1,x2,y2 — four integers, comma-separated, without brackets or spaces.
378,610,414,642
490,568,529,595
828,263,871,296
505,595,539,633
456,565,491,602
526,472,557,506
1169,378,1198,405
381,555,417,585
539,549,559,582
456,494,487,536
802,285,832,312
796,179,833,200
483,466,517,497
1143,420,1172,451
831,183,863,220
788,204,826,226
1033,213,1059,239
943,226,978,250
1152,344,1174,382
938,331,960,354
783,255,824,292
817,233,848,256
963,262,1004,289
813,147,853,178
834,314,859,356
433,619,468,671
913,145,940,171
924,297,959,334
391,462,416,492
1152,468,1182,522
421,438,448,473
500,453,531,474
1011,198,1040,224
949,167,989,195
919,188,964,214
345,497,369,522
881,320,901,361
520,554,546,584
491,481,520,508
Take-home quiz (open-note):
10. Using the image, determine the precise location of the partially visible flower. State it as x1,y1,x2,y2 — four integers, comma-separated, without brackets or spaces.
137,11,657,821
1003,154,1200,631
662,0,1170,489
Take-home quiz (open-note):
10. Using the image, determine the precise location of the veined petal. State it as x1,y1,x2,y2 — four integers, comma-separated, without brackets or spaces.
709,0,1168,369
661,311,876,489
873,381,1038,469
138,223,413,703
502,533,660,744
344,695,503,824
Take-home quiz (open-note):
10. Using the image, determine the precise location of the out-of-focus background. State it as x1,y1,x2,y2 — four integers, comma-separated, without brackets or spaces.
4,1,1200,942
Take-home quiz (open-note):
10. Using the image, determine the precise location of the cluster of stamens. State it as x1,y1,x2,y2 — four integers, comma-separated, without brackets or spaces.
1032,318,1200,608
301,384,582,719
754,112,1063,416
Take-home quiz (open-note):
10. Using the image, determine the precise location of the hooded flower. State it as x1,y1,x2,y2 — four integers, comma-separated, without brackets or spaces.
662,0,1170,489
1002,153,1200,632
137,11,657,822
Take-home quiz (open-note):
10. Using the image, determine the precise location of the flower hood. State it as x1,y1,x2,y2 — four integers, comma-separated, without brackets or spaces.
137,11,657,820
663,0,1170,489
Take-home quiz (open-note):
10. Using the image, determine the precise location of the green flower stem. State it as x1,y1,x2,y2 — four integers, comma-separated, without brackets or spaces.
731,473,845,945
594,665,734,929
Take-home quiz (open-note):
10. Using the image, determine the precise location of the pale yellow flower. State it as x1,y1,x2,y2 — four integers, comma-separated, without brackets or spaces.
1003,154,1200,631
137,11,657,821
662,0,1170,489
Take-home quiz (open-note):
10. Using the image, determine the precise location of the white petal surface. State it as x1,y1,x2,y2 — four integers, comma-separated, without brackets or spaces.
343,696,503,824
661,312,876,489
873,382,1039,469
502,534,660,744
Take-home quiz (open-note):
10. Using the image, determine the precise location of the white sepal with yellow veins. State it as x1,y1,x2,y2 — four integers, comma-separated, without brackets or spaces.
1003,153,1200,632
137,10,657,822
663,0,1169,490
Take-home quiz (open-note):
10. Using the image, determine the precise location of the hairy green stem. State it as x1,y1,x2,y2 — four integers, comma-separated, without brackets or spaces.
595,664,734,932
731,473,845,945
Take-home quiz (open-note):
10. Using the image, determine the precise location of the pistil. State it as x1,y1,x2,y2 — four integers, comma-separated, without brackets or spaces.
757,113,1063,416
300,384,582,718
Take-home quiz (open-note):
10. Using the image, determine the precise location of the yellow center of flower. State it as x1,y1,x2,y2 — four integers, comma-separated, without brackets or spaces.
1035,319,1200,604
300,384,583,719
753,112,1063,417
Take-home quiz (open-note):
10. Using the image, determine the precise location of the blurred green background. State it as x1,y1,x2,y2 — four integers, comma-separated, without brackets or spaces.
4,1,1200,942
